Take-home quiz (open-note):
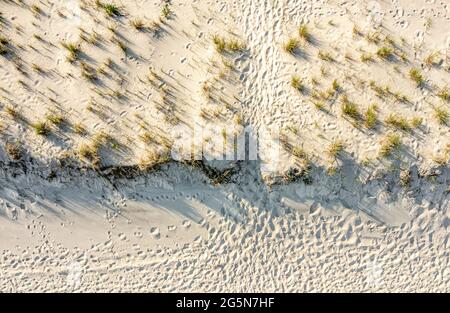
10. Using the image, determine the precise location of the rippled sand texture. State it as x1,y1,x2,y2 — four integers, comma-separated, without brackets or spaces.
0,0,449,292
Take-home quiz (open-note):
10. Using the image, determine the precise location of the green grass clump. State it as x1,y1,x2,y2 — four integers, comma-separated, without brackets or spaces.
78,144,98,160
298,25,310,42
360,53,374,62
341,96,360,120
434,107,448,124
313,101,326,111
227,39,246,52
292,146,307,159
327,140,345,158
409,68,424,87
332,79,340,91
46,113,64,126
161,4,172,19
376,46,393,60
291,76,305,92
61,42,80,62
103,3,120,16
213,35,226,53
283,38,299,54
212,36,245,53
385,114,411,131
437,88,449,102
33,121,50,136
379,133,401,157
364,105,377,129
318,51,333,61
411,117,423,128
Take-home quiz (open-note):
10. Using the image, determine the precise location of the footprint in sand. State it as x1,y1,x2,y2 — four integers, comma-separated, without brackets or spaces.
150,227,160,239
168,225,177,232
182,220,191,229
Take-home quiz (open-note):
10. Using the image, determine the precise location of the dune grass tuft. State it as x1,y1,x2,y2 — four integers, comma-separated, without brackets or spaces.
298,25,310,42
409,68,424,87
341,96,360,120
385,114,411,131
379,133,401,157
33,121,50,136
327,140,345,158
283,38,299,54
103,3,120,16
291,75,305,92
364,105,377,129
376,46,393,60
434,107,448,125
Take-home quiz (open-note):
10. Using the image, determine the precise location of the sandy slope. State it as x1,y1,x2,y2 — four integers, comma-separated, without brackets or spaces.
0,0,449,292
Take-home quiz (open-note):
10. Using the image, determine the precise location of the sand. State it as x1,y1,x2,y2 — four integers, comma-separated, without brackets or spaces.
0,0,449,292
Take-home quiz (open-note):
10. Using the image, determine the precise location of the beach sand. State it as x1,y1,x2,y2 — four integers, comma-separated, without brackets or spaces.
0,0,448,292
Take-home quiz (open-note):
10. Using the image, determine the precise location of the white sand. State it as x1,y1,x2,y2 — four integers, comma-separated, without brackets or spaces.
0,0,449,292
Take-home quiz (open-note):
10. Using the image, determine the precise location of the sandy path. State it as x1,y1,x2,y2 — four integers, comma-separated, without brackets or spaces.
238,0,288,129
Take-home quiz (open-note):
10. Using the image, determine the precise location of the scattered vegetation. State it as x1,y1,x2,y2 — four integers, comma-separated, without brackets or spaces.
33,121,50,136
379,133,401,157
213,35,226,53
103,3,120,17
46,113,64,126
31,63,42,73
364,105,377,129
434,107,448,125
318,51,333,61
432,153,449,166
74,123,86,135
31,5,41,16
213,35,245,53
360,53,374,62
313,101,326,111
341,96,360,120
138,150,170,171
78,143,99,162
411,117,423,128
332,79,340,92
437,88,449,102
61,41,80,62
376,46,393,60
409,68,424,86
161,4,173,19
283,38,299,54
131,19,145,30
352,25,363,36
292,146,307,159
298,25,311,42
385,114,411,132
327,140,345,158
424,52,438,67
291,76,305,92
5,142,22,161
5,106,18,119
400,169,411,187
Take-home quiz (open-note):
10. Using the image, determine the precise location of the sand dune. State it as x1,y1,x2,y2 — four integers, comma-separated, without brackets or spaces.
0,0,448,292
